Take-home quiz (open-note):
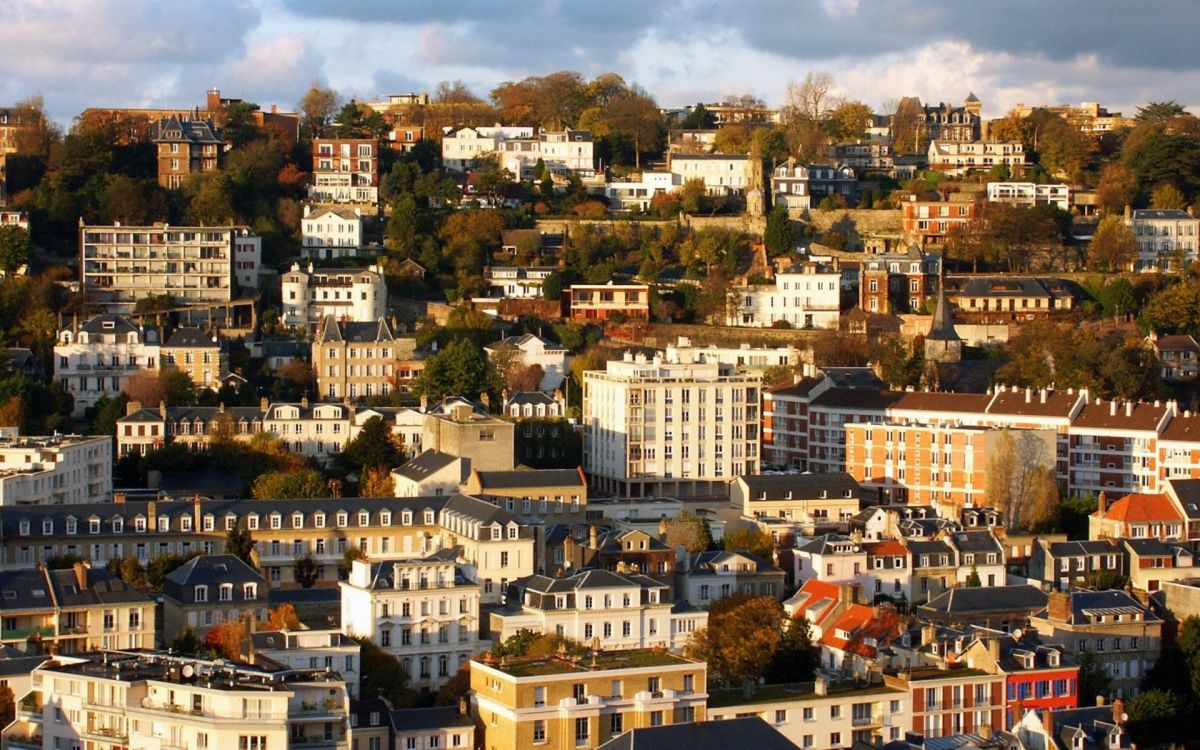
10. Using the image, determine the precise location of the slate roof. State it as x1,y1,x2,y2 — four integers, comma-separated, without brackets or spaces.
1170,478,1200,519
391,705,474,732
518,568,665,595
165,554,265,588
504,391,558,408
597,717,794,750
47,566,149,607
0,568,54,611
393,450,462,481
921,585,1048,615
488,333,563,351
72,314,143,336
927,286,959,342
1046,539,1120,557
739,472,862,499
472,468,584,490
0,645,47,677
1045,590,1159,625
150,115,223,145
1132,209,1194,220
949,530,1003,554
796,533,862,555
766,376,825,398
315,316,394,344
686,550,781,575
164,327,220,348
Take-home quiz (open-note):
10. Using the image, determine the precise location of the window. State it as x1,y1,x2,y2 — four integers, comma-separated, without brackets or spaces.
533,720,546,743
575,717,589,746
650,711,664,727
775,709,787,724
611,713,623,735
194,586,208,602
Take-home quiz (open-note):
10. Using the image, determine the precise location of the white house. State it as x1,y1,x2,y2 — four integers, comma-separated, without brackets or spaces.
603,171,679,211
482,266,557,299
392,450,470,497
927,140,1027,177
1126,207,1200,272
986,182,1070,211
0,433,112,505
54,315,161,418
668,153,750,195
280,262,387,330
728,262,841,329
301,205,364,260
484,334,569,391
441,125,534,171
262,400,355,462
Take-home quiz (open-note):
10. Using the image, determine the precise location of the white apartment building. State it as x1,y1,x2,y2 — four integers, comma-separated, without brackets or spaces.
8,653,351,750
301,205,365,260
263,400,355,462
927,140,1027,177
442,125,534,171
603,171,678,212
668,153,750,195
498,129,595,179
340,554,483,690
664,338,804,371
986,182,1070,211
483,265,557,299
484,334,569,391
54,314,162,418
0,433,111,505
252,629,361,696
280,262,387,330
79,223,260,312
490,569,706,650
728,263,841,329
583,352,762,497
1126,208,1200,272
772,161,814,210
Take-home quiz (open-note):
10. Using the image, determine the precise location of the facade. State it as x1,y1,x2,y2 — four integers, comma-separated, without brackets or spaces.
497,129,596,179
150,115,223,188
485,334,569,391
441,126,534,171
668,153,750,195
161,553,269,641
883,665,1004,740
281,262,387,330
423,398,517,472
583,353,762,497
1088,491,1184,540
463,467,588,524
676,550,785,605
728,262,841,329
311,137,379,205
79,223,260,312
944,276,1075,323
470,650,707,750
301,205,365,259
927,140,1026,177
312,317,407,401
916,95,983,142
859,252,941,313
0,433,112,505
1149,333,1200,381
568,284,650,322
1126,208,1200,271
731,473,867,533
483,265,558,299
54,314,162,417
340,554,481,690
161,326,226,390
986,182,1070,210
902,200,980,245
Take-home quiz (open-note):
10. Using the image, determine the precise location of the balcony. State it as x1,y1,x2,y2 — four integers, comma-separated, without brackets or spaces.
82,726,128,743
0,626,54,641
852,713,883,728
289,739,348,750
5,733,43,750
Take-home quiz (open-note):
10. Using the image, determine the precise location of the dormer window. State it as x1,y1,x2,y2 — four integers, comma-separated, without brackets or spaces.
18,520,29,536
401,511,412,526
248,515,259,530
113,517,124,534
66,518,77,535
181,516,192,532
314,512,326,529
359,512,370,526
424,511,434,524
202,515,214,532
292,513,304,529
270,514,282,530
89,518,101,534
158,517,169,532
380,512,391,526
134,517,146,533
337,512,348,528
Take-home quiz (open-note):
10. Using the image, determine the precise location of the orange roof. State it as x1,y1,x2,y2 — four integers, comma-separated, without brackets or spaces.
865,540,907,556
820,604,902,659
789,579,842,628
1099,493,1183,524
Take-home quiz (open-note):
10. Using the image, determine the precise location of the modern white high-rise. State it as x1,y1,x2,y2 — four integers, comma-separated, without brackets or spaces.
0,433,112,505
280,262,387,330
583,352,762,498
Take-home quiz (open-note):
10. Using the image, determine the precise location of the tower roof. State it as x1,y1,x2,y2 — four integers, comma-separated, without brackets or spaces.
926,285,960,342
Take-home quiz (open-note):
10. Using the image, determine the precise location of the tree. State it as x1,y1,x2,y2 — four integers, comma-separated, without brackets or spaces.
0,685,12,728
251,470,330,500
723,527,775,560
265,604,302,630
146,553,196,591
765,617,819,684
664,512,714,554
965,566,982,587
434,665,472,706
107,557,147,590
1126,689,1186,747
1088,215,1138,272
1136,101,1189,123
508,364,545,393
827,100,873,141
122,368,196,407
1096,163,1138,214
763,204,792,257
541,272,563,301
359,465,396,498
1151,182,1189,210
414,338,490,401
386,194,420,256
171,627,204,656
225,524,255,565
690,594,786,693
205,619,246,660
293,553,320,588
1141,280,1200,334
434,80,481,104
1076,650,1112,704
0,226,32,273
343,415,401,470
354,637,413,704
986,429,1056,531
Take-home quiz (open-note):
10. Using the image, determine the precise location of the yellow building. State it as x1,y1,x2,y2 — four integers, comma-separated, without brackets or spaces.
161,326,227,390
470,649,707,750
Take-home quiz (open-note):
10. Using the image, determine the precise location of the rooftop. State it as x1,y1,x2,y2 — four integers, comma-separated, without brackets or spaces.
477,649,695,678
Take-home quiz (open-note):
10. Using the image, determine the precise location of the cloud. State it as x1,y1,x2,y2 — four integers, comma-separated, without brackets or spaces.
219,34,325,110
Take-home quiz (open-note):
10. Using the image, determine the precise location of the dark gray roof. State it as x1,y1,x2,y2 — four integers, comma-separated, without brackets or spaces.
519,568,665,595
391,705,474,732
927,285,959,342
504,391,558,408
394,450,461,481
165,327,220,348
1047,539,1121,556
739,472,862,499
796,533,860,555
74,314,143,336
688,550,781,575
0,568,53,611
165,554,266,588
48,566,149,607
151,115,223,145
472,468,584,490
314,316,394,344
949,530,1003,554
921,585,1048,615
598,718,794,750
0,645,47,677
158,467,245,495
1132,209,1194,220
1050,590,1160,625
1170,478,1200,519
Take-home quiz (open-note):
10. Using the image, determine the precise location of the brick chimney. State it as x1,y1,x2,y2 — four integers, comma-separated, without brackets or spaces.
1112,697,1126,725
126,400,143,416
1098,491,1108,515
73,560,89,591
147,500,157,531
1047,590,1071,622
589,523,598,550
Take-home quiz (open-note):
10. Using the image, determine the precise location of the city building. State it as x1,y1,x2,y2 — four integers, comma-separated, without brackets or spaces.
583,352,762,497
441,125,534,171
54,314,162,418
161,553,269,641
882,664,1004,740
149,115,223,188
676,550,786,605
603,171,678,212
667,153,750,195
301,205,365,260
731,473,868,534
312,316,408,401
986,182,1070,210
1088,490,1184,540
484,334,569,391
728,262,841,329
902,200,980,246
708,681,909,747
1027,538,1126,591
340,553,482,690
1009,100,1135,135
503,391,566,420
423,398,516,473
1126,207,1200,271
598,718,796,750
917,586,1049,632
280,262,387,330
391,704,476,750
859,251,942,313
161,326,226,390
496,129,596,179
568,283,650,322
926,140,1027,177
1148,333,1200,381
310,137,379,205
251,628,361,695
463,467,588,524
943,276,1076,323
482,265,558,299
0,433,112,505
960,634,1077,727
79,223,261,312
470,649,707,750
912,95,983,142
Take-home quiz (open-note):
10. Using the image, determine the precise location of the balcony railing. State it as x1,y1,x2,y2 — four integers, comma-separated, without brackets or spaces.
0,626,54,641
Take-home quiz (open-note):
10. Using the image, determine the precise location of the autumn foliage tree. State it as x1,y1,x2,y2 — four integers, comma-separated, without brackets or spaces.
689,594,788,694
1088,215,1138,272
265,604,301,630
205,618,246,660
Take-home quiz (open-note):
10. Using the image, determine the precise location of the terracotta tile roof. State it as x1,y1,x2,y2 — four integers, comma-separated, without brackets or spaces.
767,377,824,398
1161,414,1200,442
1098,493,1183,524
864,540,908,557
1072,400,1168,431
892,392,990,413
784,579,842,628
986,389,1082,418
820,604,902,659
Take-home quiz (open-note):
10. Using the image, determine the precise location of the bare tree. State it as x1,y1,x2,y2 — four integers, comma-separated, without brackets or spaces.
434,80,481,104
785,71,837,122
986,429,1055,531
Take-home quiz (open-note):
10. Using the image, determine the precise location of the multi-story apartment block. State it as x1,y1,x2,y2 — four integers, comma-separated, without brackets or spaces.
301,205,365,260
497,129,595,179
490,568,705,650
927,140,1026,177
583,352,761,497
161,326,226,390
423,398,517,472
470,649,707,750
830,141,895,174
676,550,785,605
943,276,1075,324
1010,100,1135,135
0,562,154,653
79,223,261,312
731,473,867,533
463,467,588,524
281,262,387,330
340,553,482,690
311,137,379,205
1125,207,1200,271
484,334,569,391
768,160,857,211
986,182,1070,210
161,553,269,641
859,251,942,313
1028,589,1162,697
762,375,827,470
8,652,350,750
312,317,407,401
54,314,161,417
911,95,983,142
568,283,650,322
0,433,111,505
1027,538,1126,591
252,628,362,695
441,125,534,171
901,199,980,246
482,265,557,299
602,171,678,212
707,676,909,747
959,634,1077,729
728,262,841,328
667,153,750,195
150,115,223,188
883,664,1004,740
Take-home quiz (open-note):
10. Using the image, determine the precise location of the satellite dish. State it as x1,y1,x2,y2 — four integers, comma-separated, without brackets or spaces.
1011,628,1023,641
182,665,195,678
1120,712,1129,723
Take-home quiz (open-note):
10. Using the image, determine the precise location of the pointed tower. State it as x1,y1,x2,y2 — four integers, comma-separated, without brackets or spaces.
924,282,962,364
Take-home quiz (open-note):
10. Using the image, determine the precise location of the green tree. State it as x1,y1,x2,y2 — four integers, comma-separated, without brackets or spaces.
1088,215,1138,272
0,226,32,273
342,415,401,470
354,637,413,705
298,80,341,139
763,204,792,257
171,627,205,656
386,194,420,256
690,594,786,694
225,524,255,565
146,553,197,591
1141,280,1200,334
965,566,982,587
1076,650,1112,703
765,617,819,684
1136,101,1189,123
87,393,131,436
251,470,331,500
293,554,320,588
681,104,716,130
541,272,563,302
414,338,490,401
1126,689,1187,747
826,100,873,141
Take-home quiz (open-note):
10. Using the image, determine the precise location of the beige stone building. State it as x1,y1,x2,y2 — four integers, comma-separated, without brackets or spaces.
471,649,707,750
463,467,588,523
150,115,223,188
423,398,516,472
312,316,412,401
161,326,227,390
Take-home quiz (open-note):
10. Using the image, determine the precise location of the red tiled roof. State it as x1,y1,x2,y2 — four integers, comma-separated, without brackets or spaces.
1072,400,1168,431
986,389,1082,418
820,604,902,659
1098,493,1183,523
865,540,908,557
790,579,842,628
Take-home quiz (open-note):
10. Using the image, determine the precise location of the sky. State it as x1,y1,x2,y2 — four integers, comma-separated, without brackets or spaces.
3,0,1200,127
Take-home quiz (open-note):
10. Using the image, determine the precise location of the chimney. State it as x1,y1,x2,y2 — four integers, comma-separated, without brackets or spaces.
73,560,90,591
987,637,1000,664
1124,204,1132,222
1025,387,1032,403
1110,400,1117,417
839,583,858,604
113,492,126,504
458,696,469,716
921,622,937,647
242,612,257,664
814,674,828,696
159,401,167,419
147,500,157,531
658,516,668,541
1126,401,1133,417
260,397,269,412
1096,695,1106,707
1047,590,1071,622
589,524,598,550
301,395,309,409
1098,491,1108,515
194,495,203,533
1112,697,1125,725
1039,389,1047,404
